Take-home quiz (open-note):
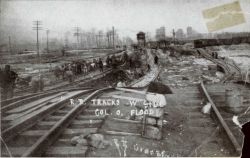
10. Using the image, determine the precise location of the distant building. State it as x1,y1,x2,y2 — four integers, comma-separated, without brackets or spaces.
187,26,194,38
155,27,166,41
176,29,185,39
186,26,203,40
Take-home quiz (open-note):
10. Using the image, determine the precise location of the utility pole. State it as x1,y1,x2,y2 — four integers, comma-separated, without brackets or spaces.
85,32,91,49
112,26,115,49
80,32,85,49
46,30,49,53
96,31,102,48
107,31,110,48
95,35,99,48
99,31,102,48
64,33,69,50
172,29,176,45
74,27,80,49
8,36,12,54
32,20,42,59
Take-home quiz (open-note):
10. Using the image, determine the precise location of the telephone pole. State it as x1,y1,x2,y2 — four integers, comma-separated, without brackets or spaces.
106,31,110,48
32,20,42,58
172,29,176,45
46,30,49,53
96,31,103,48
8,36,12,54
112,26,115,49
80,32,85,49
74,27,80,49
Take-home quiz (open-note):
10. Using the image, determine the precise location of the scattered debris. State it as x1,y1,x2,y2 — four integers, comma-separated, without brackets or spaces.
202,103,212,114
143,125,162,140
117,81,126,87
84,133,110,149
71,133,110,149
163,120,168,124
71,135,87,146
232,116,242,128
202,75,220,83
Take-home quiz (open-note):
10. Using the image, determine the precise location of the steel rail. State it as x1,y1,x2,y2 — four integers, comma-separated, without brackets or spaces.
196,49,236,82
14,68,112,95
1,87,93,111
20,54,160,157
1,93,40,107
21,87,114,157
1,68,112,107
197,49,242,80
199,80,242,155
14,50,127,96
1,89,95,142
2,49,159,157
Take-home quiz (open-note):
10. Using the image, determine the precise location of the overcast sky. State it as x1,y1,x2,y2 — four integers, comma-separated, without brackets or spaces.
0,0,250,44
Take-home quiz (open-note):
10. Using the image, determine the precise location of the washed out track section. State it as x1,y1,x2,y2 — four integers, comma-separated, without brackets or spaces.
1,89,96,157
129,49,160,88
129,66,159,88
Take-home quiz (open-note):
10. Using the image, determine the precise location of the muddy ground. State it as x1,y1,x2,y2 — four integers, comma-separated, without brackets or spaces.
85,49,237,157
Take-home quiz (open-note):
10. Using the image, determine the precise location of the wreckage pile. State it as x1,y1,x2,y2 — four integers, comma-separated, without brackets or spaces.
158,54,223,88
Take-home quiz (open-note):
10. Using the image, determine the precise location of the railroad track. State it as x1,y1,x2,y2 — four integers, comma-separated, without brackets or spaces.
1,89,93,133
13,50,128,97
1,68,115,107
1,88,113,157
150,47,245,156
1,56,160,157
164,46,242,80
14,68,113,97
1,87,93,109
199,81,243,155
169,82,246,156
196,49,242,82
1,48,247,157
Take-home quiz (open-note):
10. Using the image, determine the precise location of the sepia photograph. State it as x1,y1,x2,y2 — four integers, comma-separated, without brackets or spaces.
0,0,250,157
